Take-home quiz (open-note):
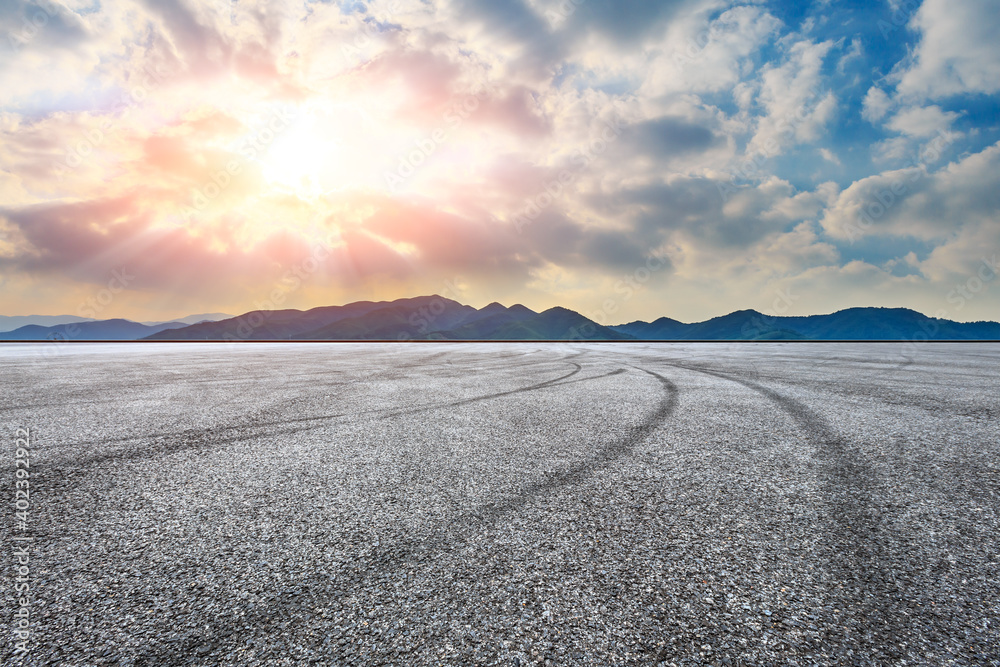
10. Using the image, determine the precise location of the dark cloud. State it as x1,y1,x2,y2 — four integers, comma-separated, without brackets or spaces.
563,0,698,45
516,209,671,273
0,0,89,53
452,0,564,74
587,176,791,250
622,116,720,157
140,0,231,71
139,0,284,85
578,228,668,271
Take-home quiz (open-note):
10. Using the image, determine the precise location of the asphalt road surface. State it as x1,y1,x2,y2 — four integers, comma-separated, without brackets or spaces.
2,342,999,666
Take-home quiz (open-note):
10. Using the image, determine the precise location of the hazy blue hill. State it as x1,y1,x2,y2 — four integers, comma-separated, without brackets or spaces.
490,307,635,340
684,310,772,339
956,320,1000,338
147,308,308,340
141,312,232,326
0,314,94,333
0,319,187,341
780,307,1000,340
613,316,687,339
614,307,1000,340
612,310,798,340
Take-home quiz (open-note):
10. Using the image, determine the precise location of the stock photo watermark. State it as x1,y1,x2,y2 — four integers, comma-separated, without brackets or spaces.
841,129,955,244
37,267,134,356
221,239,337,343
11,427,35,657
882,253,999,367
740,287,799,339
877,0,920,40
567,255,669,339
340,1,404,61
52,64,172,182
176,106,299,224
542,0,585,27
717,92,827,203
506,116,624,234
383,87,494,192
398,278,466,341
6,2,50,52
944,255,998,313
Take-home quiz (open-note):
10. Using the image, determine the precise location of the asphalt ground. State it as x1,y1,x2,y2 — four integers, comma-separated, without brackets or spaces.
2,342,998,666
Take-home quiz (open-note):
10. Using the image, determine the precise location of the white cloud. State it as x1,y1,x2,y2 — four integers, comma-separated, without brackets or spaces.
896,0,1000,99
747,39,837,156
639,5,782,98
836,36,862,73
871,136,911,163
886,105,959,138
861,86,891,122
818,148,840,165
820,141,1000,244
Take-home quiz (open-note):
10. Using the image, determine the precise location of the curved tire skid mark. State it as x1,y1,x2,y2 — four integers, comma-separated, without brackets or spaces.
665,361,908,661
51,354,583,453
133,366,678,665
43,364,621,480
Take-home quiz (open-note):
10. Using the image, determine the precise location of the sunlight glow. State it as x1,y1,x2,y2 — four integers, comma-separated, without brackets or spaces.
261,110,335,199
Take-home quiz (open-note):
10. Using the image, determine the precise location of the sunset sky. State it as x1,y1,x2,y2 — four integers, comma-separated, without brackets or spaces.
1,0,999,324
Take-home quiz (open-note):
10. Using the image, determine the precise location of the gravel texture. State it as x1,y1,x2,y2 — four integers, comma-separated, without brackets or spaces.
1,342,999,666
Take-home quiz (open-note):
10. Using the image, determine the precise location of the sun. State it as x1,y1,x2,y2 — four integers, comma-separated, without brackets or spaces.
246,101,395,198
261,110,333,199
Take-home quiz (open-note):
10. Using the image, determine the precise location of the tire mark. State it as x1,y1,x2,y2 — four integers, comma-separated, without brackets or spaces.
42,355,582,453
34,366,622,475
133,366,678,665
663,360,909,662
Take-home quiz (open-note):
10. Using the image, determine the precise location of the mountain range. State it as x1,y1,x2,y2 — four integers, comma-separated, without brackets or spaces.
1,296,997,341
0,312,233,333
0,313,232,340
145,296,631,341
0,314,95,333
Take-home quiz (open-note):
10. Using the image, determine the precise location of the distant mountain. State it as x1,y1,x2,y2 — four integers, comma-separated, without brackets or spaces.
437,302,538,339
0,315,94,333
147,297,631,341
613,307,1000,340
147,297,468,341
486,307,633,341
7,300,995,342
142,312,233,326
295,297,479,340
0,319,189,341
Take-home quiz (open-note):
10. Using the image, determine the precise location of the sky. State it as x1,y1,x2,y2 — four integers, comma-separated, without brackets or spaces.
1,0,999,325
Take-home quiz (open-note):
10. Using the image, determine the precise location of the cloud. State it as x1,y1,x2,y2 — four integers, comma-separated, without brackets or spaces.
862,87,892,122
896,0,1000,99
622,116,719,157
748,39,837,155
0,0,89,50
885,105,960,138
1,0,998,322
639,5,782,98
562,0,710,45
820,141,1000,243
818,148,840,165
